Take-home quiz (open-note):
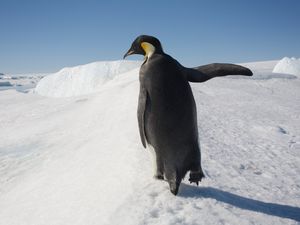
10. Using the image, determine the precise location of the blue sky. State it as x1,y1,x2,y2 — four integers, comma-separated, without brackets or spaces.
1,0,299,73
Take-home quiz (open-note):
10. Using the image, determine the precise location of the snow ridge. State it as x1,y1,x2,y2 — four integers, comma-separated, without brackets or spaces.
35,60,141,97
273,57,300,76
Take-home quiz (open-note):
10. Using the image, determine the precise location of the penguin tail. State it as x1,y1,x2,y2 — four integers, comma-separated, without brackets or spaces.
169,180,180,195
165,168,182,196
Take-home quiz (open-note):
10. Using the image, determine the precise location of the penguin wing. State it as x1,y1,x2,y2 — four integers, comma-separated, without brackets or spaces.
137,87,148,148
185,63,253,83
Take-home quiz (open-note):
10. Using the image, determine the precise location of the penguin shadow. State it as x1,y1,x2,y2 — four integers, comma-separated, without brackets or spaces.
179,183,300,222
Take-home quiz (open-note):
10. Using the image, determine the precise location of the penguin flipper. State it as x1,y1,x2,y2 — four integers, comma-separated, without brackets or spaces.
185,63,253,83
137,87,148,148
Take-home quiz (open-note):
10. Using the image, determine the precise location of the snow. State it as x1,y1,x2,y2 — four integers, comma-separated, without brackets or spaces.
0,60,300,225
35,60,141,97
0,81,12,87
239,60,297,80
0,73,46,92
273,57,300,76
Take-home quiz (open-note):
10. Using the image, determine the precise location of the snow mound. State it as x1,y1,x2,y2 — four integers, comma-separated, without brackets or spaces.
35,60,142,97
238,60,297,80
273,57,300,76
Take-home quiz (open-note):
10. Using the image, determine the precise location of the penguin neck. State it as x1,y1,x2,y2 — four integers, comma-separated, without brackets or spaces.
141,42,155,59
141,42,164,61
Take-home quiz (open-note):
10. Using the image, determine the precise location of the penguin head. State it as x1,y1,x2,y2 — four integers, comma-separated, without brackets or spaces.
123,35,164,59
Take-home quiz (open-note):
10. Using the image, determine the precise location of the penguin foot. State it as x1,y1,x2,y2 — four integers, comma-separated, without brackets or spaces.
154,174,164,180
189,171,205,185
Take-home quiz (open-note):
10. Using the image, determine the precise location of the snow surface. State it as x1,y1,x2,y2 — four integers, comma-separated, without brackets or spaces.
0,73,46,92
273,57,300,76
239,60,297,80
35,60,141,97
0,81,12,87
0,60,300,225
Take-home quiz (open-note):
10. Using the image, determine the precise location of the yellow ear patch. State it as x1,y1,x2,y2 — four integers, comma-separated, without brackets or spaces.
141,42,155,57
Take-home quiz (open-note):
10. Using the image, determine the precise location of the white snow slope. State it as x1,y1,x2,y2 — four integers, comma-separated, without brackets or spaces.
273,57,300,76
0,60,300,225
35,60,141,97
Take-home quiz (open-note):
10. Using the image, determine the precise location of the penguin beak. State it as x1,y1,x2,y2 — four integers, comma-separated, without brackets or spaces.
123,48,135,59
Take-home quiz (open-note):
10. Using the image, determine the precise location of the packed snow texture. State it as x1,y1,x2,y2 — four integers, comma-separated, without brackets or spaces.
273,57,300,76
35,60,141,97
0,59,300,225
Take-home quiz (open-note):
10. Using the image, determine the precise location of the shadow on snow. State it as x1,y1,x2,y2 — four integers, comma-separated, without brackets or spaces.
179,184,300,222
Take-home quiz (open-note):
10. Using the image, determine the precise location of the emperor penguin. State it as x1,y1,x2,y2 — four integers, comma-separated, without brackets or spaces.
124,35,252,195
